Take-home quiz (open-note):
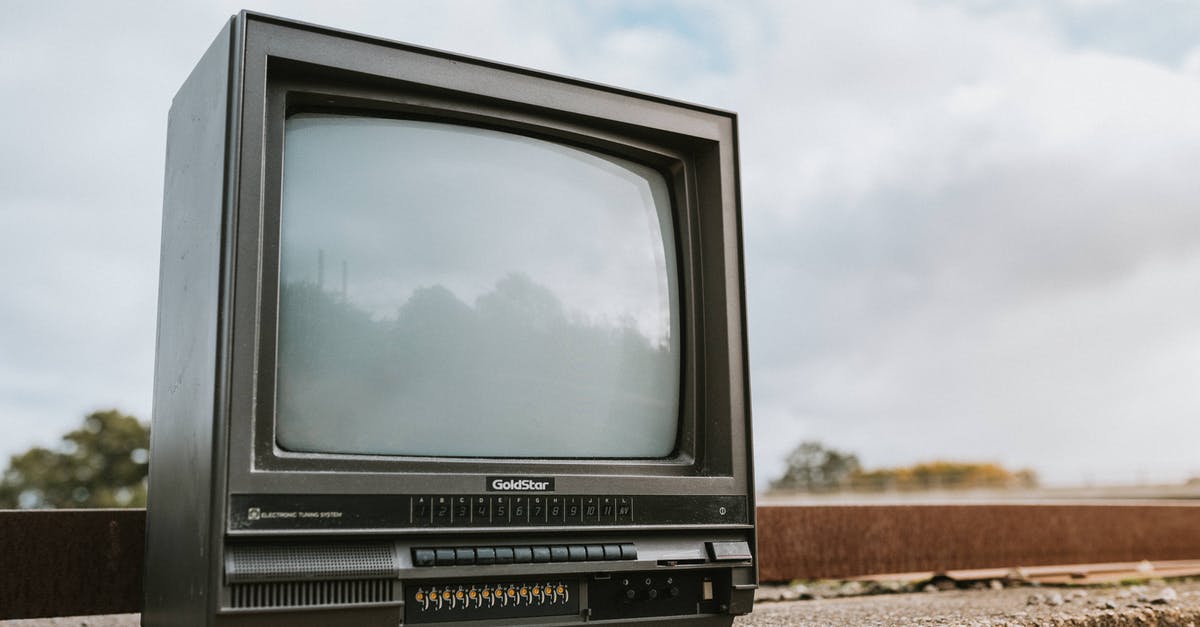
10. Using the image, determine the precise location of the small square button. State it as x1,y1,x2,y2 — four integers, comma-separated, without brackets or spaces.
564,497,582,523
433,497,452,525
452,497,471,524
412,496,432,524
582,497,599,523
472,496,491,524
512,497,529,524
616,497,633,523
600,497,616,521
491,497,509,524
530,496,547,524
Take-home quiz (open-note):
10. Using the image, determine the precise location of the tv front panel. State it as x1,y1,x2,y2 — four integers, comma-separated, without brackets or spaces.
146,12,754,627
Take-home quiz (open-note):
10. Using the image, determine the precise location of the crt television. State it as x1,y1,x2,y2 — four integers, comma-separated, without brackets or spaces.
145,11,754,627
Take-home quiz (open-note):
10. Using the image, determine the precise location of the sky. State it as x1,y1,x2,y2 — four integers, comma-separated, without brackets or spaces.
2,0,1198,488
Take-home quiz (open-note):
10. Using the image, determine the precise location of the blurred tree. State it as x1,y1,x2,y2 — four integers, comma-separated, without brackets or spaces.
0,409,149,509
770,440,1041,493
770,441,862,492
859,461,1039,491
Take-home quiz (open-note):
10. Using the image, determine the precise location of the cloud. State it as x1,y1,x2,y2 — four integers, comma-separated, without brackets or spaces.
2,0,1198,489
721,1,1200,484
1184,45,1200,77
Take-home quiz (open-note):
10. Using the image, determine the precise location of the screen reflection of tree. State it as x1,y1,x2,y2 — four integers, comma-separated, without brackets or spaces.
276,273,677,458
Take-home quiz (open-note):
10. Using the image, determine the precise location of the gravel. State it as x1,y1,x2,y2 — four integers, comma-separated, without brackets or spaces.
737,580,1200,626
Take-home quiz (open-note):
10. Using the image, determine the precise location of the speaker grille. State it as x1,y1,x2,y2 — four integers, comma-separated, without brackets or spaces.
226,543,397,583
229,579,394,609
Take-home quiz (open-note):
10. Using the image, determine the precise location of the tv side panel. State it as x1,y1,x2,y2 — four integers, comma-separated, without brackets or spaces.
144,19,237,627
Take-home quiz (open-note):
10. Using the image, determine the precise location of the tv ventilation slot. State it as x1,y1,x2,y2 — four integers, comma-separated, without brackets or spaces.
226,542,398,583
229,579,395,609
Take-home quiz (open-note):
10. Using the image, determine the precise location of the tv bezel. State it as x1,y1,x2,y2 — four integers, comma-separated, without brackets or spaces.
222,16,750,502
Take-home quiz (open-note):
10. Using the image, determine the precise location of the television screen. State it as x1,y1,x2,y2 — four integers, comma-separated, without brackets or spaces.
275,114,681,458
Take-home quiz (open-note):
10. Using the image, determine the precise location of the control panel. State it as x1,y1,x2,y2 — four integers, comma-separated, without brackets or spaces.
590,570,727,621
404,570,728,624
221,539,753,623
229,494,749,532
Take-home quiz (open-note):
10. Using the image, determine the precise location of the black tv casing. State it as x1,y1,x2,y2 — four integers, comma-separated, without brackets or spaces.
145,12,754,627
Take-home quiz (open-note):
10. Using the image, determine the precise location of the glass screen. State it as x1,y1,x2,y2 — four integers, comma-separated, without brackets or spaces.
275,114,680,458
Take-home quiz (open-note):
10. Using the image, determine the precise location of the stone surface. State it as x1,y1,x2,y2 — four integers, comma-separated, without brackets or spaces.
736,581,1200,626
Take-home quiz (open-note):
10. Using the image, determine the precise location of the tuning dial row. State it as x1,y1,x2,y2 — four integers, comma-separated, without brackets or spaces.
413,581,571,613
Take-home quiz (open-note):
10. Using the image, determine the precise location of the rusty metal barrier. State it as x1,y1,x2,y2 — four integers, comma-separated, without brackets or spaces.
757,503,1200,582
0,509,144,620
3,505,1200,619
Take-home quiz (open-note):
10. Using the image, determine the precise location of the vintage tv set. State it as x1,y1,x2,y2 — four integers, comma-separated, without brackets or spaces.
145,12,754,626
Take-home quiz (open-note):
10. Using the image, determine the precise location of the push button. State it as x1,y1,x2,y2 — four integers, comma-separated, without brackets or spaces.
568,545,587,561
455,547,475,565
475,547,496,565
434,548,456,566
619,543,637,560
412,548,435,567
707,540,752,561
585,545,604,561
513,547,533,563
494,547,514,564
549,546,569,562
531,546,551,563
602,544,621,560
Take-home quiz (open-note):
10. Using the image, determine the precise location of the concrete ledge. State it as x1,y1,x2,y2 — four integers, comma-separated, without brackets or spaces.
736,581,1200,626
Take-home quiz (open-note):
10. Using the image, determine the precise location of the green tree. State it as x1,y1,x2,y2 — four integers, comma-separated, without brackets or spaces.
0,409,149,509
770,441,862,492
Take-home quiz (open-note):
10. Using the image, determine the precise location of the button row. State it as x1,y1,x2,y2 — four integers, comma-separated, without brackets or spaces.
413,543,636,567
412,495,633,526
